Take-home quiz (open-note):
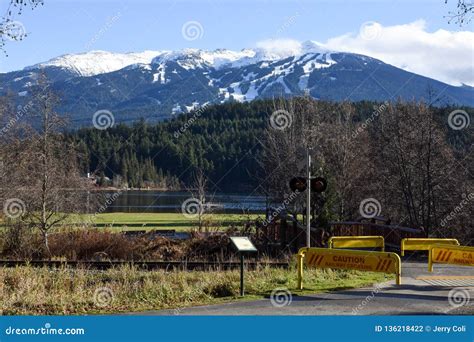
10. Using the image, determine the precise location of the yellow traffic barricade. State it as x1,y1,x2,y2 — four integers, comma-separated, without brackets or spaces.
428,244,474,272
400,238,459,256
297,247,401,290
328,236,384,251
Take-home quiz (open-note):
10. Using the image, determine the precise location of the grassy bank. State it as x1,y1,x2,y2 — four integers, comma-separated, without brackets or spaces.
0,265,391,315
90,212,261,231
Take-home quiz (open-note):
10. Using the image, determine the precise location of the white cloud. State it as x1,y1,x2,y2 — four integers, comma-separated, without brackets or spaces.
320,20,474,86
254,21,473,86
255,38,303,58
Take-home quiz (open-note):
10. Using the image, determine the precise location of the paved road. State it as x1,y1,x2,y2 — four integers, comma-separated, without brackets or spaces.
139,259,474,315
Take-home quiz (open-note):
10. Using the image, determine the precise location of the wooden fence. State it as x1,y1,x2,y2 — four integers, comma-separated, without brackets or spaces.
258,218,425,254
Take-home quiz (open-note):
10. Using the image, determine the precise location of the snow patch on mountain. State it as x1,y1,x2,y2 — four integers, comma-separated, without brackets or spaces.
151,48,256,70
27,50,163,76
24,41,335,78
152,65,167,84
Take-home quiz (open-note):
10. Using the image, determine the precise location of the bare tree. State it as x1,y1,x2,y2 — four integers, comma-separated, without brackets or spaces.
309,101,374,220
445,0,473,25
259,96,315,204
1,0,44,52
368,101,468,236
0,76,90,256
259,98,472,242
187,168,211,232
259,97,370,221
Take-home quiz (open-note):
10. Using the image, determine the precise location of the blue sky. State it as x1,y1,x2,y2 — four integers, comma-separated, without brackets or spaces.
0,0,472,85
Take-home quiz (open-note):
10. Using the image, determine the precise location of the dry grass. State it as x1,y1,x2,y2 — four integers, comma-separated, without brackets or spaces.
0,265,390,315
0,228,238,261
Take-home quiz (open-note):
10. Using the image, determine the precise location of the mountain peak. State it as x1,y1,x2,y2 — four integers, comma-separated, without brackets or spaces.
22,45,335,77
301,40,329,54
26,50,163,76
150,48,257,70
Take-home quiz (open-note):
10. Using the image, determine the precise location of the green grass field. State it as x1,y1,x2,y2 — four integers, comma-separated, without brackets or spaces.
91,212,261,231
0,212,261,231
0,212,262,232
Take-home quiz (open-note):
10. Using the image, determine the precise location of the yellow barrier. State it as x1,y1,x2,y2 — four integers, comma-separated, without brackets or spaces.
297,247,401,289
400,238,459,256
428,244,474,271
329,236,384,251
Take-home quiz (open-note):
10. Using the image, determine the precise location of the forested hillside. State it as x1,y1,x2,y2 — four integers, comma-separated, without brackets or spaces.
70,101,271,190
69,99,472,192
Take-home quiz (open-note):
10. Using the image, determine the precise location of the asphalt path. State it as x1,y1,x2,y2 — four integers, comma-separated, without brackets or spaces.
138,259,474,315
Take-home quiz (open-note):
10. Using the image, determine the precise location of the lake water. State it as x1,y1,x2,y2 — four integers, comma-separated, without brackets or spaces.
102,191,268,214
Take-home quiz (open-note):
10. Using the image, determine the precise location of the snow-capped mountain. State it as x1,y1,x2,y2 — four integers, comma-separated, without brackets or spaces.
1,42,473,127
25,40,329,76
25,50,164,77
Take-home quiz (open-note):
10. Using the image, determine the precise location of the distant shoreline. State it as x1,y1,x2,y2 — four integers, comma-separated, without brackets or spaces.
91,187,181,192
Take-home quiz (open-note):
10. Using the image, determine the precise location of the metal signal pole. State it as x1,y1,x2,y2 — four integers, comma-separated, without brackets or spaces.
306,148,312,247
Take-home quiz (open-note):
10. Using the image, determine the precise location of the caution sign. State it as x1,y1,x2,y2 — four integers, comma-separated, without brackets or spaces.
297,247,401,289
429,245,474,271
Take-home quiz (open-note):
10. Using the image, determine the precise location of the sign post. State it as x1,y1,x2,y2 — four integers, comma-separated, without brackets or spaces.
230,237,257,296
289,149,327,249
306,148,312,248
240,253,244,296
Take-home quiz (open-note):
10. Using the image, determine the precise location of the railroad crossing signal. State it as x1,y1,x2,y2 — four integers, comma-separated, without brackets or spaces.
289,177,307,192
311,177,327,193
289,176,327,193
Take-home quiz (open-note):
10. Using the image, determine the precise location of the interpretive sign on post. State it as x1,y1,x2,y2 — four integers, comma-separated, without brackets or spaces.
230,237,257,296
